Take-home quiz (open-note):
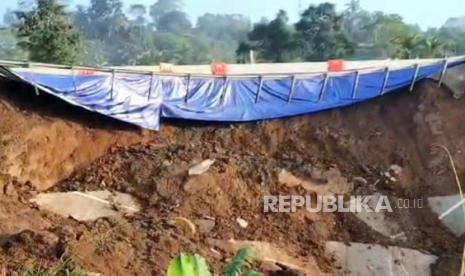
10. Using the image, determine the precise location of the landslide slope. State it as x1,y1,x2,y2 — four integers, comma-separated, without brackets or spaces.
0,80,464,275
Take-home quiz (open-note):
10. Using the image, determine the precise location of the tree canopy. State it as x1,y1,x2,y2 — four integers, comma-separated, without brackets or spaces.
1,0,464,66
295,3,353,61
243,10,299,62
15,0,81,64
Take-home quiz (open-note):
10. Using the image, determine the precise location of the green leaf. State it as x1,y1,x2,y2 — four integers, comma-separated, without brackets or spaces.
242,272,261,276
167,253,212,276
194,254,212,276
224,247,254,276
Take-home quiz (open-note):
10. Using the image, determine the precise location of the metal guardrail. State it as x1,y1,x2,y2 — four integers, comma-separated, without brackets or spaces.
0,57,463,79
0,56,463,104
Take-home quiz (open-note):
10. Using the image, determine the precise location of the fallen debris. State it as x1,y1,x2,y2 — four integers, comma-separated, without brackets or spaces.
195,219,216,234
326,241,438,276
236,217,248,228
30,190,140,221
188,159,215,176
278,168,352,195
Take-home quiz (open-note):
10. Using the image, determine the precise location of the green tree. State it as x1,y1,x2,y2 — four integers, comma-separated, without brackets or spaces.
417,36,448,58
129,4,147,25
149,0,183,23
15,0,81,64
74,0,154,65
295,3,353,61
431,23,465,56
342,0,372,44
157,10,191,33
0,29,27,60
236,41,252,63
390,34,421,59
361,12,418,58
243,10,299,62
154,32,210,64
196,13,250,62
85,0,128,40
149,0,190,32
390,34,448,59
196,14,250,42
81,39,106,65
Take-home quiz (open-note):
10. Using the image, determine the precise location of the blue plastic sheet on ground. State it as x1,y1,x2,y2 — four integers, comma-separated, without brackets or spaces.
5,59,465,131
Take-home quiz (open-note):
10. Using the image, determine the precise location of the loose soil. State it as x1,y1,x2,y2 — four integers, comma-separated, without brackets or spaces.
0,79,464,275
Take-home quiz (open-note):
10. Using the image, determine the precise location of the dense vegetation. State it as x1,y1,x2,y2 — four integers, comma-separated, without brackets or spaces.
1,0,465,65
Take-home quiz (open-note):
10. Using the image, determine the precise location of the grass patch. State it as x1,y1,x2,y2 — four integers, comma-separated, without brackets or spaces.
20,259,89,276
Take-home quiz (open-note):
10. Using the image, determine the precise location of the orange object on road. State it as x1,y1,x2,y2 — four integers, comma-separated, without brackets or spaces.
77,70,96,76
328,60,345,72
211,63,228,75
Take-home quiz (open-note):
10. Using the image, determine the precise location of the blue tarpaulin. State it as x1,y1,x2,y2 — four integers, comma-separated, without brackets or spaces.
3,58,465,130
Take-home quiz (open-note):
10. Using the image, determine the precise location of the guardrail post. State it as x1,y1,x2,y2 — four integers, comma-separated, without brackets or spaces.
351,71,360,99
110,69,116,100
438,58,449,87
71,66,77,94
148,72,154,100
319,73,330,102
255,75,263,104
287,75,297,103
27,62,40,96
380,67,390,95
184,74,191,103
410,63,420,92
220,76,228,106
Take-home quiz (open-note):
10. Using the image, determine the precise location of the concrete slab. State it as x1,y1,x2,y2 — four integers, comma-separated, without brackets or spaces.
326,241,437,276
30,190,140,221
352,194,404,240
428,194,465,236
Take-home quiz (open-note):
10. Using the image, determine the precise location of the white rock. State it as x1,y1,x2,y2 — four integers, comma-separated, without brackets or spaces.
353,176,368,185
278,168,351,195
196,219,216,234
326,241,437,276
236,217,248,228
188,159,215,176
390,164,403,176
30,190,140,221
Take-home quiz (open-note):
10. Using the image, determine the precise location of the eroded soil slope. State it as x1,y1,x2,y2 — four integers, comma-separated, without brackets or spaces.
0,80,465,275
0,81,153,190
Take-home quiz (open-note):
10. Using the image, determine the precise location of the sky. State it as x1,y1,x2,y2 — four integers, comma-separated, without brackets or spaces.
0,0,463,30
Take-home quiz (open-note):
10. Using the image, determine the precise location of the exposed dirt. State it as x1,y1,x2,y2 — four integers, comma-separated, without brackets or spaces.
0,81,153,190
0,79,465,275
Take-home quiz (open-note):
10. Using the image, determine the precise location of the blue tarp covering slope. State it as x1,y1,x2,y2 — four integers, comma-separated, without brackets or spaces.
5,59,465,130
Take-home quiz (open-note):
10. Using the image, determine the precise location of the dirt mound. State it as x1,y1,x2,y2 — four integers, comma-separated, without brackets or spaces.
0,79,465,275
0,81,155,190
